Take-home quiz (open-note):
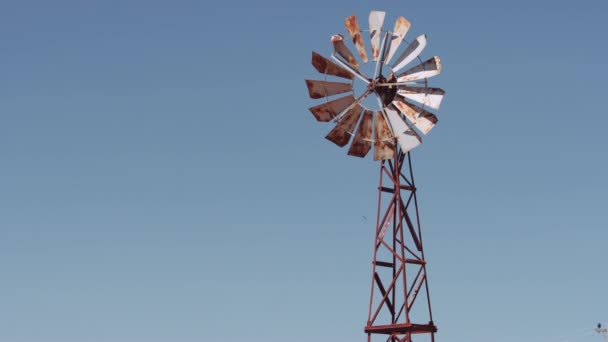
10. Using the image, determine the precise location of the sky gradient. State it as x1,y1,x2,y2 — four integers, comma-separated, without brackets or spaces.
1,1,607,342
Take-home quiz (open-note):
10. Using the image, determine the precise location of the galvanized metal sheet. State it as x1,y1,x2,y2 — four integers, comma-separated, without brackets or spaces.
311,52,354,80
305,80,352,99
325,104,364,147
369,11,386,61
385,17,410,65
331,34,359,69
397,56,441,82
397,86,445,110
391,35,427,73
345,15,368,63
392,98,438,134
374,112,395,160
384,106,421,153
309,95,355,122
348,110,373,157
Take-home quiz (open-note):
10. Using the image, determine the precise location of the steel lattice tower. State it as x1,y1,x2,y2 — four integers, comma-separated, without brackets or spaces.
365,151,435,342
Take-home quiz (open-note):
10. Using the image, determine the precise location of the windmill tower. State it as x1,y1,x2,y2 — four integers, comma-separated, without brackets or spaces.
305,10,445,342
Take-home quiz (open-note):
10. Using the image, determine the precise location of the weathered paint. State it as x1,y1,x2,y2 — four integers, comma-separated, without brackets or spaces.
392,97,418,123
325,105,364,147
396,87,445,110
309,95,355,122
331,34,359,69
385,17,411,65
391,35,427,73
384,106,421,153
345,15,368,63
348,110,373,157
369,11,386,61
311,52,354,80
305,80,352,99
374,112,395,160
392,98,438,134
397,56,441,82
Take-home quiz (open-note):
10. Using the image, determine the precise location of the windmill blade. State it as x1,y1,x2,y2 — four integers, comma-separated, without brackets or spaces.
385,16,411,65
331,54,370,84
375,31,389,79
397,87,445,110
348,110,373,157
331,34,359,69
374,111,395,160
311,52,354,80
384,106,421,153
309,95,355,122
392,98,438,134
369,11,386,61
397,56,441,82
325,105,364,147
345,15,368,63
305,80,352,99
391,35,427,73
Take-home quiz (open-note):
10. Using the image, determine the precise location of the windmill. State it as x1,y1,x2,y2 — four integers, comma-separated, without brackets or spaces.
305,10,445,342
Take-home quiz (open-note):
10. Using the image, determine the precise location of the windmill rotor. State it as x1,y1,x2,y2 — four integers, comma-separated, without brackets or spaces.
305,10,445,160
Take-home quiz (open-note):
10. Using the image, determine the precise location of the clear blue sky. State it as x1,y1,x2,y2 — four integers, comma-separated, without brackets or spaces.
1,1,607,342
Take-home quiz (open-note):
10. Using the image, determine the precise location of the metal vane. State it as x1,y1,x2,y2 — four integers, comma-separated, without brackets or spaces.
306,10,445,159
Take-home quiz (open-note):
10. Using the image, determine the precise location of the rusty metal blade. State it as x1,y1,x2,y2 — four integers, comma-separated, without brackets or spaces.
305,80,352,99
325,105,364,147
391,35,427,73
397,87,445,110
348,110,373,157
345,15,368,63
311,52,354,80
309,95,355,122
374,112,395,160
331,34,359,69
397,56,441,82
384,106,421,153
331,54,370,84
369,11,386,61
385,17,410,65
392,98,438,134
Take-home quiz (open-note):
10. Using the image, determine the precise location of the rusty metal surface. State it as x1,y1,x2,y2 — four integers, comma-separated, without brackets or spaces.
397,86,445,110
384,106,421,153
385,17,411,65
331,34,359,69
373,112,395,160
325,104,363,147
348,110,373,157
392,98,438,134
397,56,441,82
311,52,354,80
330,54,370,84
391,35,427,74
305,80,352,99
345,15,368,63
309,95,355,122
369,11,386,61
